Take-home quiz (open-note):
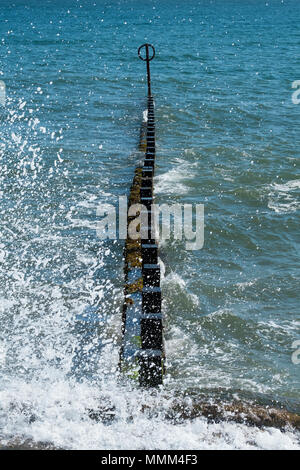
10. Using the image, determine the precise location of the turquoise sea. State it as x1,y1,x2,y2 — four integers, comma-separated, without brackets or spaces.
0,0,299,449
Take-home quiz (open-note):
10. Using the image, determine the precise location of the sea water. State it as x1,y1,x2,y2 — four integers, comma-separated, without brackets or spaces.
0,0,299,449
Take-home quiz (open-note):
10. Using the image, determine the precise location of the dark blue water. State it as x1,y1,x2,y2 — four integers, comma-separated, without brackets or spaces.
0,0,299,449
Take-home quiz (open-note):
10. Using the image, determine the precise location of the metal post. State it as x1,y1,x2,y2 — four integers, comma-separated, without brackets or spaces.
138,43,155,98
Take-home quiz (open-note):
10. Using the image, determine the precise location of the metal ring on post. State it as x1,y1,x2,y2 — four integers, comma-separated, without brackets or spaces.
138,44,155,62
138,44,155,97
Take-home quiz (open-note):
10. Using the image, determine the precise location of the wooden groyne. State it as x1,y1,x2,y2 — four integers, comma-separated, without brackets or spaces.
119,45,164,386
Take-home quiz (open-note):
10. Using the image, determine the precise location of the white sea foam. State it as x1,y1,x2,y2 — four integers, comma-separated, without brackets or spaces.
268,200,299,214
273,179,300,192
236,280,255,290
268,179,300,213
155,159,196,195
258,319,300,333
143,109,148,122
161,271,199,307
0,375,299,450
